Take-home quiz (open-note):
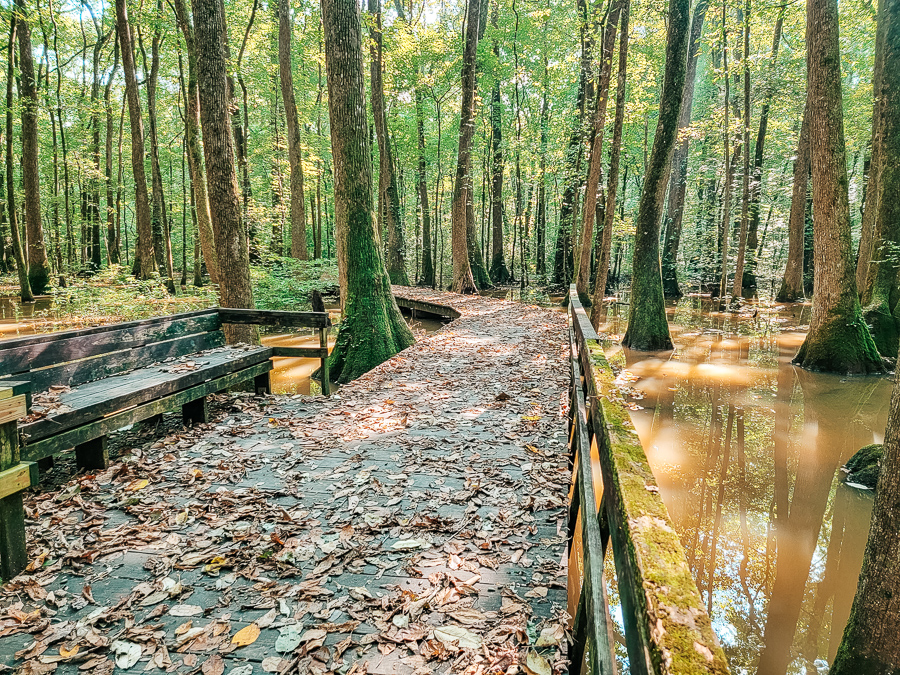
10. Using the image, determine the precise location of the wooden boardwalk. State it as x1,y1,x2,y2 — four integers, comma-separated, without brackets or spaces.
0,289,571,675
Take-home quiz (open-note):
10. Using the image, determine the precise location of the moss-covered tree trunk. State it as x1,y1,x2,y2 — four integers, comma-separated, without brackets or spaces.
15,0,50,294
279,0,309,261
590,0,629,328
859,0,900,358
172,0,219,284
115,0,155,280
621,0,690,351
574,0,620,302
660,0,708,299
193,0,255,344
792,0,884,374
855,0,886,296
322,0,415,382
450,0,481,294
831,28,900,650
776,104,809,302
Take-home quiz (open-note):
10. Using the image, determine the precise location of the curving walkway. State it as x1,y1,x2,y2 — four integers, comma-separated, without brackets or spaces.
0,289,571,675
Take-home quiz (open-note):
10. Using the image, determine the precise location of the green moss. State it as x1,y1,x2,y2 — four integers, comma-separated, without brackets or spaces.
585,341,730,674
844,443,883,489
863,296,900,357
793,301,885,374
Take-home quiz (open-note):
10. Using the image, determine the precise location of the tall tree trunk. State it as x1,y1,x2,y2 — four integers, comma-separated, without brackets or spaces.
591,0,630,327
192,0,255,343
621,0,691,350
415,86,434,287
732,0,751,299
278,0,309,261
536,57,548,278
574,0,621,301
855,0,886,296
776,104,809,302
116,0,155,279
15,0,50,293
86,15,110,271
5,17,32,301
105,38,120,264
742,9,784,294
660,0,708,298
142,8,175,290
717,6,736,300
831,7,900,641
173,0,219,284
792,0,883,373
551,0,594,286
488,0,510,284
859,0,900,357
450,0,482,293
367,0,407,284
321,0,415,380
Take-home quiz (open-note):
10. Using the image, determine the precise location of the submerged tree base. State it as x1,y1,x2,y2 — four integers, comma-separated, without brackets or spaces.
328,289,415,384
862,299,900,358
793,305,885,374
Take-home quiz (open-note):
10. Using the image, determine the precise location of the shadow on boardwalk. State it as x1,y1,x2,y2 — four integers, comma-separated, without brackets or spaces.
0,289,571,675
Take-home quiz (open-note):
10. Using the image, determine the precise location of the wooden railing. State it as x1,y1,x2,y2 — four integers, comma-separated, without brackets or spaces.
219,308,332,395
566,285,729,675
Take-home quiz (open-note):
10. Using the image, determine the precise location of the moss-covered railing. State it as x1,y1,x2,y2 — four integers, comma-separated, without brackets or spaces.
566,285,730,675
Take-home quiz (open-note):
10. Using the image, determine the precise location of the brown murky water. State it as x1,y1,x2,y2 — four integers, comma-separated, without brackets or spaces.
597,296,886,674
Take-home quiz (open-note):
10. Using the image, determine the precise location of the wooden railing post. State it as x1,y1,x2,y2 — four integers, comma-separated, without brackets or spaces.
320,327,330,396
0,387,30,580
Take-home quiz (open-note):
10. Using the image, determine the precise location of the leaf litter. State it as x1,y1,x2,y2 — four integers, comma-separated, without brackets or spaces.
0,288,572,675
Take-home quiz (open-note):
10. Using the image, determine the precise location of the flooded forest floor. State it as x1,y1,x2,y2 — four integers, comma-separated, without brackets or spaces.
0,289,572,675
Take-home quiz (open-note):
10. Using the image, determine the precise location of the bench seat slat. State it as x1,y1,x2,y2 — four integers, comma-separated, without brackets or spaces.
26,330,227,392
21,361,273,463
21,345,273,443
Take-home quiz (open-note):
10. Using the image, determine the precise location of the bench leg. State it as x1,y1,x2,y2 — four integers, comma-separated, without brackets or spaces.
0,420,27,579
182,397,208,426
75,436,109,471
254,372,271,396
37,456,54,473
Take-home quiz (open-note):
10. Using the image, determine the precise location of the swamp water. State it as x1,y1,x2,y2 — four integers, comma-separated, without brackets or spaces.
597,297,886,674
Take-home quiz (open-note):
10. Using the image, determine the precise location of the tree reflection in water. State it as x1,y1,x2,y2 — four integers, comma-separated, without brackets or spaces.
594,297,888,674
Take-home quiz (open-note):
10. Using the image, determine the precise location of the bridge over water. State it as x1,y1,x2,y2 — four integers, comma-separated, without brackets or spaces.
0,287,726,674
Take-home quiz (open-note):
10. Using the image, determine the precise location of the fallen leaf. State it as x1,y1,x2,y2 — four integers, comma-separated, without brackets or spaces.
535,624,565,647
433,625,482,650
231,623,261,647
111,640,142,669
124,479,149,492
201,654,225,675
391,538,431,550
524,650,552,675
169,604,203,617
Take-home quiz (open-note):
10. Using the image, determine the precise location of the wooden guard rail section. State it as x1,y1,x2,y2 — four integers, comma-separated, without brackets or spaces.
566,285,729,675
0,306,331,580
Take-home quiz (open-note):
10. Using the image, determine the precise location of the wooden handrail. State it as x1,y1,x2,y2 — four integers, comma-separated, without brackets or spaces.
566,284,729,675
218,307,332,328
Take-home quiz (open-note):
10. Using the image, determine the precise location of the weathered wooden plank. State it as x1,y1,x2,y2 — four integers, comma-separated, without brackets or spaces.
0,312,222,378
22,346,273,442
218,308,331,328
0,419,26,579
21,361,272,463
0,396,26,425
271,346,329,358
320,327,331,396
0,462,32,500
567,285,730,675
393,296,461,320
28,330,226,393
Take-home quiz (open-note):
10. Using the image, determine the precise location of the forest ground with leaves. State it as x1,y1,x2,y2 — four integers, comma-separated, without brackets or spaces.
0,290,571,675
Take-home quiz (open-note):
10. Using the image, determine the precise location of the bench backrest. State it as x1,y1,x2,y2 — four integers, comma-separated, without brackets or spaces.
0,309,224,394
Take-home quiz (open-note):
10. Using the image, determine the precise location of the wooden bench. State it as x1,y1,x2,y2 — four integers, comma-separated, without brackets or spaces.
0,307,331,579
